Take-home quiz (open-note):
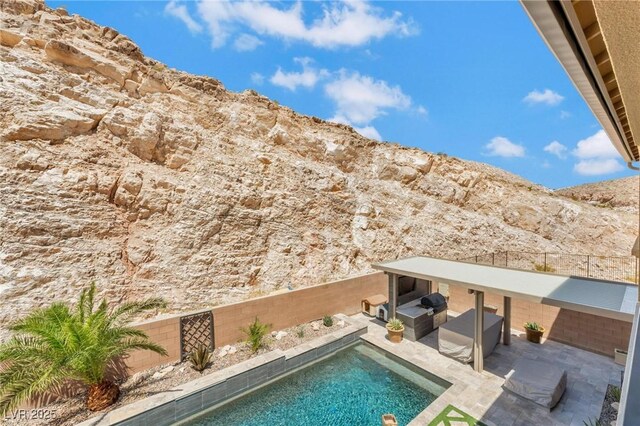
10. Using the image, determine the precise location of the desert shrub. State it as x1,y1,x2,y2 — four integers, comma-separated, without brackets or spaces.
610,385,622,402
189,345,212,373
533,263,556,273
322,315,334,327
241,317,271,353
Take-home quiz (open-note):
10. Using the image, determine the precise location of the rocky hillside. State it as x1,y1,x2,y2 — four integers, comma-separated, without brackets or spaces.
556,176,638,214
0,0,636,330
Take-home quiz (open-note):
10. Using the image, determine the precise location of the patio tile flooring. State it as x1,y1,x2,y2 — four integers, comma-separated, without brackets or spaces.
350,312,623,426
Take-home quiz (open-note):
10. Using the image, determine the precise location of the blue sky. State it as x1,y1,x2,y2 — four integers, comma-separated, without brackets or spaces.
46,0,635,188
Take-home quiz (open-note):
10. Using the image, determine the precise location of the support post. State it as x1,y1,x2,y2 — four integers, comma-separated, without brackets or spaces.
503,296,511,345
474,290,485,372
388,273,398,320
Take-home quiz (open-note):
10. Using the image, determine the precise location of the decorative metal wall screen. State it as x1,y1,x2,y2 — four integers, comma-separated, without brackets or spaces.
179,311,214,360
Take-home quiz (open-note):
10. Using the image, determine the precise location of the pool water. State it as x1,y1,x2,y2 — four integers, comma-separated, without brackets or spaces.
183,342,448,426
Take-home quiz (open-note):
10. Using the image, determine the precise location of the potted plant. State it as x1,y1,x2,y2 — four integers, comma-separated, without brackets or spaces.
386,318,404,343
615,348,628,366
524,322,545,343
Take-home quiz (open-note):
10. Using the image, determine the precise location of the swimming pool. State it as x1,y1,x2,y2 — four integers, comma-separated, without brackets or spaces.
180,342,449,426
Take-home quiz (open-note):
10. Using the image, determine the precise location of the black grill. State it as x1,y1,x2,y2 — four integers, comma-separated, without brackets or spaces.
421,292,447,313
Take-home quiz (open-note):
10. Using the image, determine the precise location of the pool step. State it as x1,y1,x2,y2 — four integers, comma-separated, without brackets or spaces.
353,344,449,396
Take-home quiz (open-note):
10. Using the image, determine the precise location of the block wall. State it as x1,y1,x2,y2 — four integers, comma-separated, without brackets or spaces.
447,284,632,356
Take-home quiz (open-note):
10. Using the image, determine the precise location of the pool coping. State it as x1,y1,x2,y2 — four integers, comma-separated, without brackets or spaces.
359,332,473,426
352,313,503,426
76,315,367,426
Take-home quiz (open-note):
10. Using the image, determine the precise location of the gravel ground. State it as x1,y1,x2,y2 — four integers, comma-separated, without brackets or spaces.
598,384,621,426
3,318,345,426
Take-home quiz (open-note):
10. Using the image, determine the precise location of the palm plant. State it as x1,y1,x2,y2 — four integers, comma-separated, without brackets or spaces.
0,283,167,415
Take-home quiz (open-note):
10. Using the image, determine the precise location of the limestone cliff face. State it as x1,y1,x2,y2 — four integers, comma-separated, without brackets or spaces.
0,0,636,330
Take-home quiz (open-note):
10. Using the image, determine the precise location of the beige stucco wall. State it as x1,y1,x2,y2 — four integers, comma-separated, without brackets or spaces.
593,0,640,151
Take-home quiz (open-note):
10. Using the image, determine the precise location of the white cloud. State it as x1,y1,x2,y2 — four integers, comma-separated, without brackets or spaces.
165,0,203,34
544,141,568,159
363,49,381,60
270,57,329,91
574,159,623,176
251,72,265,86
234,33,263,51
328,114,350,126
267,59,416,141
484,136,525,158
328,115,381,140
560,110,571,119
195,0,416,49
572,130,620,159
324,70,411,125
354,125,382,141
570,130,623,176
523,89,564,106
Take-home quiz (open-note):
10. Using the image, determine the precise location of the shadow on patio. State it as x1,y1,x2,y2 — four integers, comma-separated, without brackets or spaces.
355,312,621,426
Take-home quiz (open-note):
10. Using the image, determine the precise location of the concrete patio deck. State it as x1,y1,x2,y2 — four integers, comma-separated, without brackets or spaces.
350,312,623,426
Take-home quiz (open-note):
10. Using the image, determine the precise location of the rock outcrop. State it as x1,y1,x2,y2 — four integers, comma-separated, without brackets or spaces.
0,0,637,334
556,176,639,214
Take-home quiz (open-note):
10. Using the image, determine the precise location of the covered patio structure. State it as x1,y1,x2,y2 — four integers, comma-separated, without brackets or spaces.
373,256,637,372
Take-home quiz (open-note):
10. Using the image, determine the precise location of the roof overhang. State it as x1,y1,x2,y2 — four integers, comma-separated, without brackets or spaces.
373,256,637,322
521,0,640,162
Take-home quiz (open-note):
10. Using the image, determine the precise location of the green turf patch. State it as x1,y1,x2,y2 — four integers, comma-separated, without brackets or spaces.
427,404,488,426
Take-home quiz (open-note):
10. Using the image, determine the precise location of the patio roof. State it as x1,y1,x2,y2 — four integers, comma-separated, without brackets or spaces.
521,0,640,162
372,256,637,322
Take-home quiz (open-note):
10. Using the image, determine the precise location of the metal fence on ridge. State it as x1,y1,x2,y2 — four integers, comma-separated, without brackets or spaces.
459,251,639,284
